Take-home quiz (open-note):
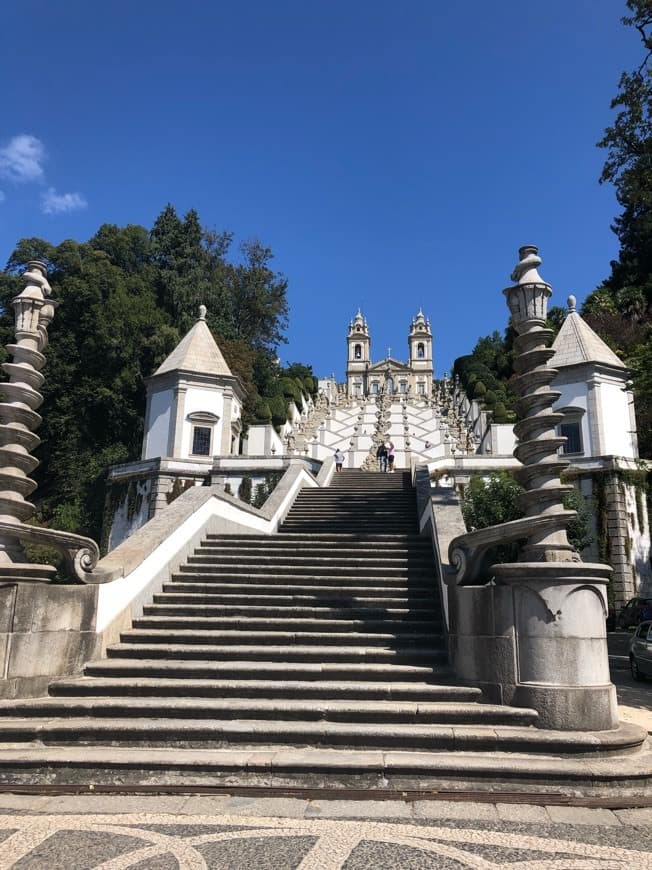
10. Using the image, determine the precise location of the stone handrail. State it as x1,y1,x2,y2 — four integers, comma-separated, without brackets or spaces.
448,510,577,586
0,520,100,583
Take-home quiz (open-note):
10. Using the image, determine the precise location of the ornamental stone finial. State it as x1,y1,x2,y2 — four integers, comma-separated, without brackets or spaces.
198,305,207,321
504,245,552,328
567,294,576,312
509,245,545,285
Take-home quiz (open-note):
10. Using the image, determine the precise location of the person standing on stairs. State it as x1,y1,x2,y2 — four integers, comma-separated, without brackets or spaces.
376,442,388,472
334,448,345,472
387,441,396,472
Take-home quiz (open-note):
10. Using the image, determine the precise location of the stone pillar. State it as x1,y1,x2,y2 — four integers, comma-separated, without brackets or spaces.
167,385,186,457
603,472,636,606
220,388,233,455
0,262,57,582
493,246,617,731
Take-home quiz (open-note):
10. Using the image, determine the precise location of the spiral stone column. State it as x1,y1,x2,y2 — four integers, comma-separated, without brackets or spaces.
491,246,617,731
0,261,57,581
504,246,576,562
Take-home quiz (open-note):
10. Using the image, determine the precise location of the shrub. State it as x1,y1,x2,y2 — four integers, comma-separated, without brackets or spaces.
238,476,252,504
253,398,272,424
268,395,288,428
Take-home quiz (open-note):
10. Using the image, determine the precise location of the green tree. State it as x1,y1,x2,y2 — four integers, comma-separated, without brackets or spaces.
590,1,652,454
462,472,592,562
0,206,298,543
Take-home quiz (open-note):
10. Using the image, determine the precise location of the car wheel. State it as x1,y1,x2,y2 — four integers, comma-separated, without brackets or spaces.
631,656,645,682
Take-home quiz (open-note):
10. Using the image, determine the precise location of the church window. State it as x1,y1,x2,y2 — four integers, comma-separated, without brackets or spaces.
192,426,212,456
560,421,582,455
558,407,584,456
417,382,425,395
399,381,407,393
417,343,425,359
354,344,362,359
372,382,379,394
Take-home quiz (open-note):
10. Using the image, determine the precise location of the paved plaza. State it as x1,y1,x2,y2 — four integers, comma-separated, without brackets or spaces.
0,792,651,868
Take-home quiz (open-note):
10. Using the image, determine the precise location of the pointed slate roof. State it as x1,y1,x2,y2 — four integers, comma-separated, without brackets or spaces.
154,306,233,378
550,296,625,371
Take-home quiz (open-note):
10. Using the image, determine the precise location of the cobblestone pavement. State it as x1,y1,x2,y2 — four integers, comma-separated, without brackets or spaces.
0,794,651,868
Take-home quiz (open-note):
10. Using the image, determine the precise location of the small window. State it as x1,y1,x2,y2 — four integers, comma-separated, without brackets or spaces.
417,342,425,359
560,421,582,455
417,382,425,395
372,382,379,394
354,344,362,359
192,426,212,456
399,381,407,394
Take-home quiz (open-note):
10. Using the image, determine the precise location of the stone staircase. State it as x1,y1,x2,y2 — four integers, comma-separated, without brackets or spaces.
0,470,647,791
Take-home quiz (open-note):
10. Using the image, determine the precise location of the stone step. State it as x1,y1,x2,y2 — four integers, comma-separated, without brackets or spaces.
83,659,446,682
105,642,448,663
279,525,419,533
193,550,430,564
143,594,441,631
132,607,433,637
0,717,623,754
169,572,434,587
181,554,434,577
163,574,436,603
0,738,647,790
0,697,537,727
183,555,432,571
207,533,428,543
123,627,442,647
290,494,416,502
156,591,438,607
283,508,414,514
49,677,474,702
197,533,432,556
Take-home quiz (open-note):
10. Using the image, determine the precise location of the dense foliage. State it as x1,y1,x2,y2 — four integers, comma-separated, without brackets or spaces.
461,472,593,563
0,206,316,542
452,330,517,422
583,0,652,455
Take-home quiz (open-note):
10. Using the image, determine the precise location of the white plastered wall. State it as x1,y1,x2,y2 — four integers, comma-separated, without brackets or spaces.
180,386,225,458
600,380,636,457
144,389,173,459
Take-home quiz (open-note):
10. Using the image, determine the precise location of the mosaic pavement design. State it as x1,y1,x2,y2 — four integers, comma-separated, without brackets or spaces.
0,813,650,869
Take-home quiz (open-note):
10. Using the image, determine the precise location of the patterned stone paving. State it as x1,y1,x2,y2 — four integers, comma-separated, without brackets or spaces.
0,797,650,868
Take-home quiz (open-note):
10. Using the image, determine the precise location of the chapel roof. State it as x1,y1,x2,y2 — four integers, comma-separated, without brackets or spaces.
154,305,233,378
550,296,625,371
368,357,412,372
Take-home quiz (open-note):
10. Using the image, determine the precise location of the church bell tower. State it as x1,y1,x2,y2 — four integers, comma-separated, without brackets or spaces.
346,309,371,398
408,309,433,398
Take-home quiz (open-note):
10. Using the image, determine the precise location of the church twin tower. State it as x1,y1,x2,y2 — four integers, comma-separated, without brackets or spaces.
345,309,433,399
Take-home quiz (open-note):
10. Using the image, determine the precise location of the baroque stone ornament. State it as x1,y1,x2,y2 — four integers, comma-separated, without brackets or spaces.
504,245,576,562
449,247,616,730
0,261,99,583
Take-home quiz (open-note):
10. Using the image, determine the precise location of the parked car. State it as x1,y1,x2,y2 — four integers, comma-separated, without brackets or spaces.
629,620,652,681
616,597,652,630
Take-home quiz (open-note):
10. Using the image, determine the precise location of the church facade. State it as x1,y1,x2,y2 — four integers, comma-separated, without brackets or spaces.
345,309,433,399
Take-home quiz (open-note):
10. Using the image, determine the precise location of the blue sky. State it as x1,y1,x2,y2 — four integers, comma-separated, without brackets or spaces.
0,1,636,380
